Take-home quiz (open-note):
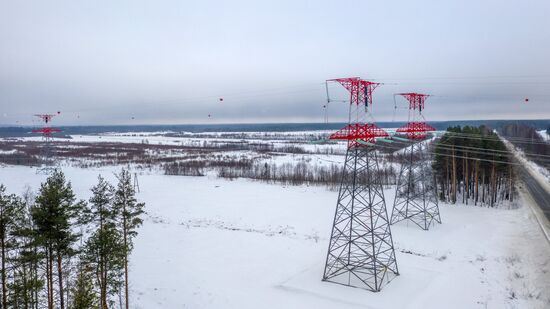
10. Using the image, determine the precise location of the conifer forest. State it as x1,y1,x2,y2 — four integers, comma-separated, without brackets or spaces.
0,169,144,309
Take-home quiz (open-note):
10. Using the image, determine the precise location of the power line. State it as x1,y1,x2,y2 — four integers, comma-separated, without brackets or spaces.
378,130,550,158
374,142,522,167
439,131,550,146
431,142,550,160
384,131,550,162
371,74,550,81
428,143,550,163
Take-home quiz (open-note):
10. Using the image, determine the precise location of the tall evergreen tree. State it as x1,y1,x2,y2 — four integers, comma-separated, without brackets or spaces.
71,263,98,309
32,171,85,309
83,226,124,309
113,169,144,309
10,186,43,309
0,185,25,309
433,126,513,206
82,176,124,309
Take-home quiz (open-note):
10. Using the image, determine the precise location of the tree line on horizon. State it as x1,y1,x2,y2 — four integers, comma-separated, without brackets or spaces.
0,169,144,309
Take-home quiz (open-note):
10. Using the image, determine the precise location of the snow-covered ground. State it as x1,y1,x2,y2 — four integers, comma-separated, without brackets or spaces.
0,163,548,309
537,130,549,142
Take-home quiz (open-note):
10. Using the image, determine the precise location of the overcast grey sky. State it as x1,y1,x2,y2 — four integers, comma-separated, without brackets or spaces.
1,0,549,125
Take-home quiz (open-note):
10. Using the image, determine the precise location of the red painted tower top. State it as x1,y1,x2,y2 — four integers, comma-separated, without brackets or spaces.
327,77,388,148
32,127,62,136
395,93,435,140
396,122,436,140
33,113,61,138
397,93,429,111
34,112,60,124
327,77,380,107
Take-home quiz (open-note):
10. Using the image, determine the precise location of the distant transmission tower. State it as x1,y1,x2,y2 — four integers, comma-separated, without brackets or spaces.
133,172,140,193
322,77,399,292
391,93,441,230
32,113,61,173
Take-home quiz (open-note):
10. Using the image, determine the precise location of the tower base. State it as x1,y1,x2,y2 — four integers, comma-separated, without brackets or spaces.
323,147,399,292
391,141,441,230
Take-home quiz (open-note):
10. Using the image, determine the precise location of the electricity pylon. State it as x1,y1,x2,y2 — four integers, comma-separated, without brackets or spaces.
391,93,441,230
33,113,61,174
323,77,399,292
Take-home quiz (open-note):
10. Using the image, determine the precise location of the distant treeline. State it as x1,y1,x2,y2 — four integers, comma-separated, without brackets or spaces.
164,159,398,188
1,119,549,137
0,139,344,168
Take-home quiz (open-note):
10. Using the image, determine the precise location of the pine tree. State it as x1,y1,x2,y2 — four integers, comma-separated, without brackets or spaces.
22,186,43,309
113,169,144,309
0,185,25,309
83,225,124,309
71,263,98,309
82,176,124,309
9,186,44,309
433,126,513,206
32,171,85,309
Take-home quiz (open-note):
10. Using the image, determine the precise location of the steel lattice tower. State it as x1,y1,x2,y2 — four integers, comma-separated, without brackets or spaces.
323,77,399,292
33,113,61,174
391,93,441,230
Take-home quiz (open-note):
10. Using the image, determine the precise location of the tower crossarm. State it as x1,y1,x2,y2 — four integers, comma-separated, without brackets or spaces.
328,77,380,106
397,93,430,111
330,123,389,147
396,122,436,140
32,127,62,137
34,114,57,124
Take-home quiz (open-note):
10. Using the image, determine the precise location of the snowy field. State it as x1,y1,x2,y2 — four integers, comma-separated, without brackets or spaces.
0,163,549,308
537,130,549,142
0,130,549,308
